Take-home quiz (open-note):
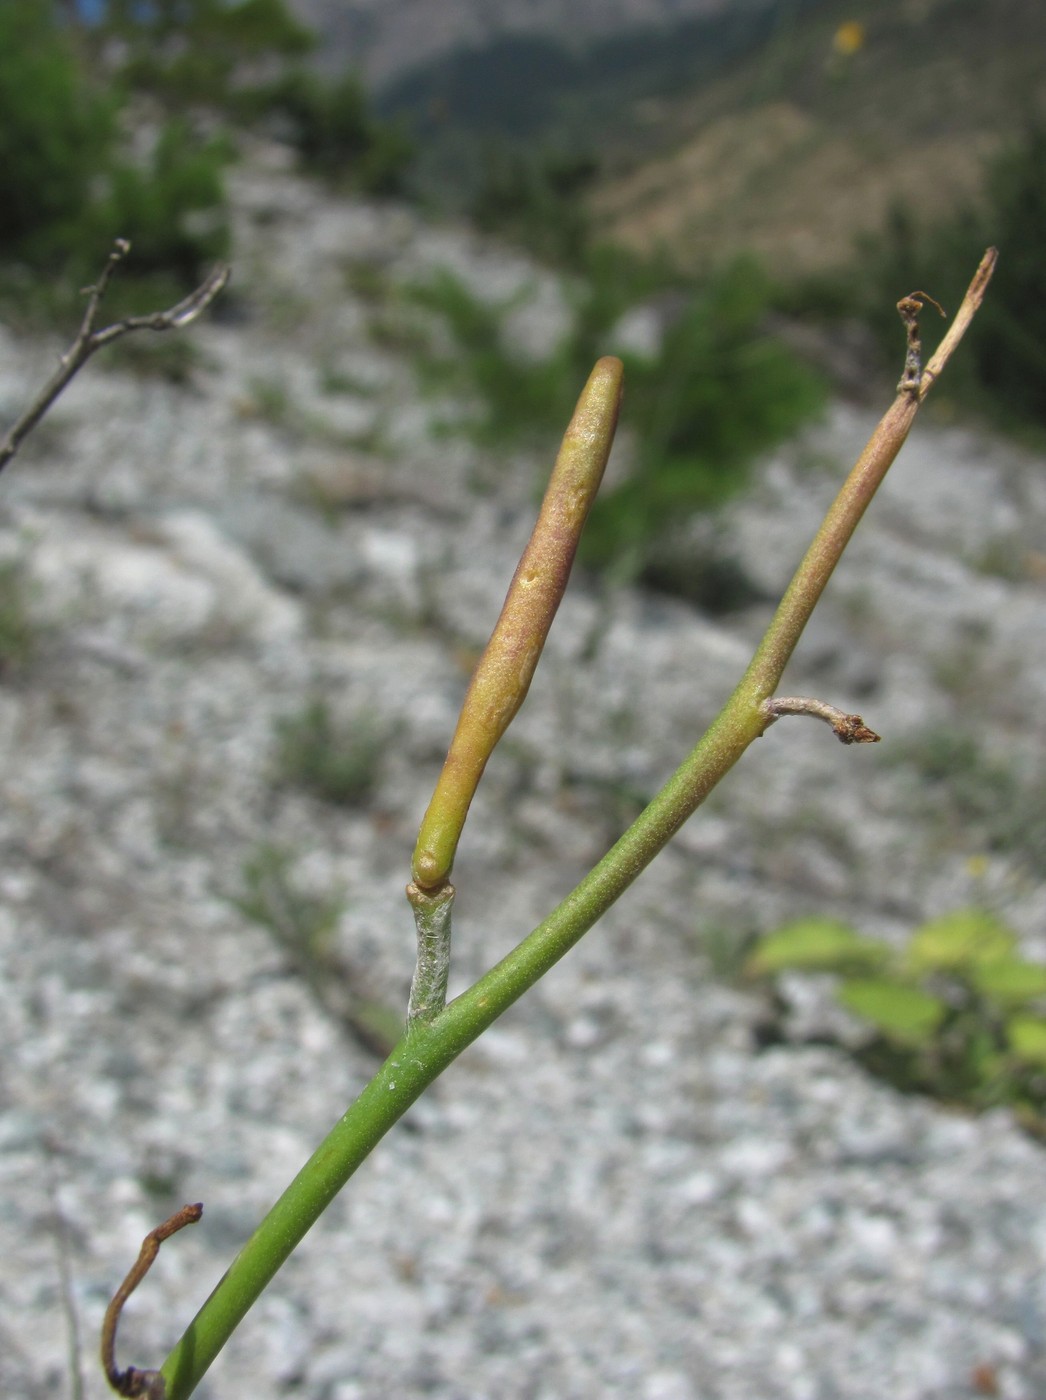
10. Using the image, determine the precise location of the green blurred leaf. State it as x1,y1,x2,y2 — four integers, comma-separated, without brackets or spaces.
970,957,1046,1007
965,1029,1007,1087
837,978,946,1045
746,918,887,976
905,908,1016,975
1006,1015,1046,1068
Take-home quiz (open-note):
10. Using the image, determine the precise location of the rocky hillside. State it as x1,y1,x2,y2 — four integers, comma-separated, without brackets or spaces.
1,141,1045,1399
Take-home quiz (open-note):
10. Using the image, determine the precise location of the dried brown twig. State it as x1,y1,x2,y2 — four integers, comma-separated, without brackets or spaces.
101,1203,203,1400
761,696,881,745
0,239,229,476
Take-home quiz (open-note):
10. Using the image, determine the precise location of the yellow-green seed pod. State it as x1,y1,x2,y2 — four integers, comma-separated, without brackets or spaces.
411,356,624,890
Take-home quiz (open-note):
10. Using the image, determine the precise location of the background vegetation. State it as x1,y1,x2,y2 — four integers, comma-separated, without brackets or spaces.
839,121,1046,433
748,910,1046,1133
0,0,411,321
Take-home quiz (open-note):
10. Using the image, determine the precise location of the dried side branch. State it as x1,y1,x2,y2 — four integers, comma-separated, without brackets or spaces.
101,1203,203,1399
762,695,881,745
0,240,229,476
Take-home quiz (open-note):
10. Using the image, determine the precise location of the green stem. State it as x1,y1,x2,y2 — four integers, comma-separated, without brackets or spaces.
161,698,757,1400
156,261,995,1398
158,391,909,1399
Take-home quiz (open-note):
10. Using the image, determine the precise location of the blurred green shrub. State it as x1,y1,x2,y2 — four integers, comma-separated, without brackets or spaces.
470,145,598,267
0,3,230,298
816,119,1046,432
409,270,576,442
97,119,231,283
581,258,823,585
748,909,1046,1133
102,0,314,104
233,842,344,957
259,68,413,194
0,1,116,262
412,254,822,592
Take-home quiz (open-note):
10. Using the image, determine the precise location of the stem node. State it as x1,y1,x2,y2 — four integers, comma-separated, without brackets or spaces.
407,882,455,1026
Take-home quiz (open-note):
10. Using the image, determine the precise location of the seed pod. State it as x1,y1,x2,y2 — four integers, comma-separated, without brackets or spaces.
411,355,624,890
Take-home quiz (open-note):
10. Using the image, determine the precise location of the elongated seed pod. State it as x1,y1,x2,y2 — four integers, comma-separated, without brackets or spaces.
411,355,624,890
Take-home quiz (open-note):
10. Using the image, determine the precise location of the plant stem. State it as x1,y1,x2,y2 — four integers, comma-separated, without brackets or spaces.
156,256,995,1398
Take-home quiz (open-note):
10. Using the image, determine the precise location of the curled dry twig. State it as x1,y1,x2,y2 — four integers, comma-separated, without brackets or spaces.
0,239,229,476
101,1203,204,1400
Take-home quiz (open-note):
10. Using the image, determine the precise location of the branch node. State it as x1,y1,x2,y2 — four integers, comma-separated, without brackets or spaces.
101,1203,203,1398
406,881,455,1027
762,696,881,745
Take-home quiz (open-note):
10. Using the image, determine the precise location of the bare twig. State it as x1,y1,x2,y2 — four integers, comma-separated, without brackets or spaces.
0,240,229,476
101,1203,203,1400
762,695,881,745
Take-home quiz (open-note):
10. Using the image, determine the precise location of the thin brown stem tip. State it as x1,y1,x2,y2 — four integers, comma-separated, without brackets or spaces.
918,247,998,401
101,1203,203,1398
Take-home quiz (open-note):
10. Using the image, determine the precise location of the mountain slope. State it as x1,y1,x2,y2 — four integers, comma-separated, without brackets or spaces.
589,0,1046,275
290,0,792,87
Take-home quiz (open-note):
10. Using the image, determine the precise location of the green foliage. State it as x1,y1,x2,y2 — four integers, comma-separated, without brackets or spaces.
745,917,887,976
581,259,824,585
103,0,314,105
273,698,385,807
748,908,1046,1131
835,979,946,1047
98,120,231,282
0,4,230,301
833,119,1046,432
470,145,599,267
99,0,410,194
412,254,823,592
0,2,116,261
409,270,577,443
261,68,414,194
